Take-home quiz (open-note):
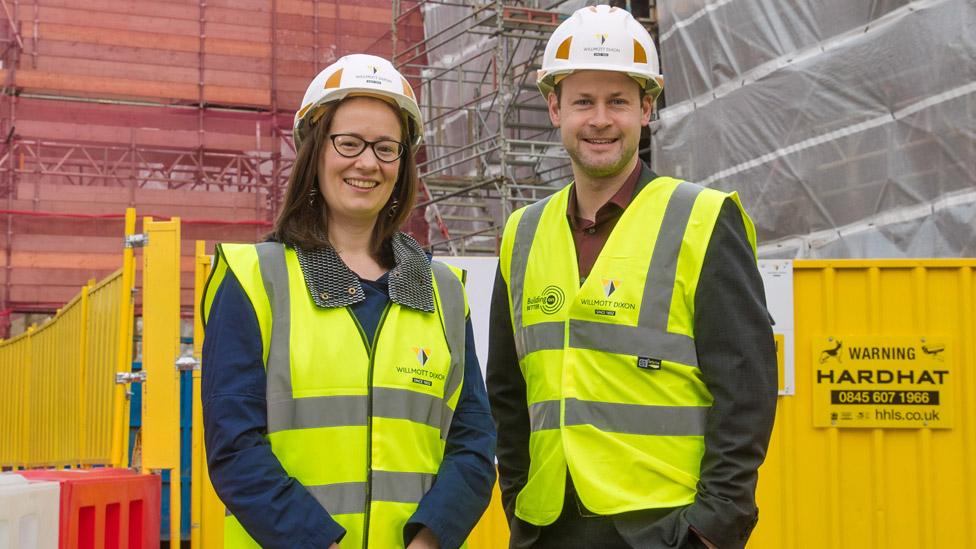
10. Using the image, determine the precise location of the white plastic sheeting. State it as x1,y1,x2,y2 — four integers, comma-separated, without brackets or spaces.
651,0,976,258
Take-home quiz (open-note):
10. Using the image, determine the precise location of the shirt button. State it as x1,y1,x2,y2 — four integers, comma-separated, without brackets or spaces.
584,227,596,235
319,291,329,300
391,271,401,278
347,286,357,296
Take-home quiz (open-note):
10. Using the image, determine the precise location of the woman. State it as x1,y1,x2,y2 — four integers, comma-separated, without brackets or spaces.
201,54,496,549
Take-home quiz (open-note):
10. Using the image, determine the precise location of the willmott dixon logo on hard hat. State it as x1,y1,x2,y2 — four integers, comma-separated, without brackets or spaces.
357,65,392,86
583,33,621,57
602,278,620,298
412,346,432,367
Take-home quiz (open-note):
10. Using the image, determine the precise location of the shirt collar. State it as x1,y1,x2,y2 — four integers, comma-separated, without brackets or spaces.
294,231,435,312
567,160,644,228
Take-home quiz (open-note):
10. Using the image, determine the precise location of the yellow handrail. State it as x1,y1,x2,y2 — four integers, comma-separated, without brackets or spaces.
0,208,136,468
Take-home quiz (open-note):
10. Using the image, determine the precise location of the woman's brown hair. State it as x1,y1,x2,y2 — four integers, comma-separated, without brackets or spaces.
271,98,419,260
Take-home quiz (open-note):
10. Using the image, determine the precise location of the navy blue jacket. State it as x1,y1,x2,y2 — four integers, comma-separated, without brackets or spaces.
202,270,496,549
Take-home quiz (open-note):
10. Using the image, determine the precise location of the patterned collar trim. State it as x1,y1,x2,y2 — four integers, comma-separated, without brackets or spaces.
294,232,435,312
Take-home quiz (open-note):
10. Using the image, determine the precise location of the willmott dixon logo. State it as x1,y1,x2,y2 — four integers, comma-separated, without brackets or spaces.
412,347,431,367
358,65,391,85
582,278,634,315
396,346,444,385
584,32,620,57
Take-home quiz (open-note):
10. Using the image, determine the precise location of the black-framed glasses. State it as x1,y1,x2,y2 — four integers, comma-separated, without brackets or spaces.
329,134,405,163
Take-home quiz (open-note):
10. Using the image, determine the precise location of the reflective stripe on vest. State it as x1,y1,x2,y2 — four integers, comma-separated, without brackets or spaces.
528,398,706,436
223,471,435,516
207,243,467,548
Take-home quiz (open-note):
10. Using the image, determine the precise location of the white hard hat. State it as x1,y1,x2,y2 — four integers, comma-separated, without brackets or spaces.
293,54,423,150
537,5,663,101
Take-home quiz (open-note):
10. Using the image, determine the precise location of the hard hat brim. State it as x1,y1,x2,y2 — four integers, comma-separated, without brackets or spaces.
538,66,664,99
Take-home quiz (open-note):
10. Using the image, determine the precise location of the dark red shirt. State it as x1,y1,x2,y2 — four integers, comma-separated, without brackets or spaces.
566,161,643,280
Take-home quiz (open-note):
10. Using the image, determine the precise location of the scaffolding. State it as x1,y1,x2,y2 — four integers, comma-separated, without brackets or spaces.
0,0,425,331
392,1,566,255
393,0,659,255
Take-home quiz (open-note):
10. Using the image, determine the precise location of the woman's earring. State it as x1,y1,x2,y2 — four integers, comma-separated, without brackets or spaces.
308,188,317,208
387,197,399,218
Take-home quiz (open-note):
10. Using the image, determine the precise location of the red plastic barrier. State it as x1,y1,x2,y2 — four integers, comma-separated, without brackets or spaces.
18,469,161,549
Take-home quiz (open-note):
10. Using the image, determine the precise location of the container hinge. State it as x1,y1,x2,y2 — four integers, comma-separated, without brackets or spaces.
124,234,149,248
116,371,146,384
176,355,200,372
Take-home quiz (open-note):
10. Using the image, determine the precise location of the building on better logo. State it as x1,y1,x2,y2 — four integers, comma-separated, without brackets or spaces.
540,285,564,314
527,285,566,315
602,278,620,298
596,33,607,45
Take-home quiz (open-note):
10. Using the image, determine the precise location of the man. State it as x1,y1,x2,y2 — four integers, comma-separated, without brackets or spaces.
486,5,777,549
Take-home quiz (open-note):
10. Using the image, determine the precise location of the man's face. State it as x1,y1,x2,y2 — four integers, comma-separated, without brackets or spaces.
547,70,653,180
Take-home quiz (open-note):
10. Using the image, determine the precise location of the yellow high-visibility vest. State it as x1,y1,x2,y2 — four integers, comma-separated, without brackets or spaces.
203,243,468,548
499,176,757,525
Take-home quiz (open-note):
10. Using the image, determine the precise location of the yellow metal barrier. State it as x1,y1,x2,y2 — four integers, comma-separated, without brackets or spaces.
141,216,182,549
0,207,136,468
111,208,137,467
84,274,128,464
0,328,29,466
26,288,83,466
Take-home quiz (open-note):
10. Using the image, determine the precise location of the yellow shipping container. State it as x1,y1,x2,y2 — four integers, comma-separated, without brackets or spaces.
753,260,975,549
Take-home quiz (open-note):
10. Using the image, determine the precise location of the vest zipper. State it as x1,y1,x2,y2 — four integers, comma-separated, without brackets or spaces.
347,303,392,549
